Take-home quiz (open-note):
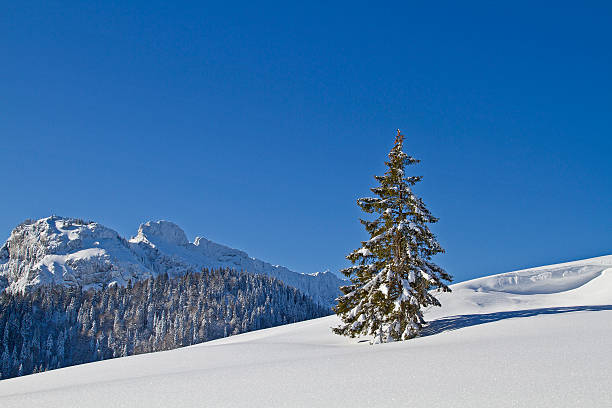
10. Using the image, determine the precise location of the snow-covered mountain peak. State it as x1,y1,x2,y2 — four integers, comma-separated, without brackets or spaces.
0,216,344,307
4,216,122,258
131,220,189,247
0,216,149,293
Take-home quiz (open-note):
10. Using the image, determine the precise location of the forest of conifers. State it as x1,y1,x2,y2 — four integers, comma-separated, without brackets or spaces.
0,268,329,380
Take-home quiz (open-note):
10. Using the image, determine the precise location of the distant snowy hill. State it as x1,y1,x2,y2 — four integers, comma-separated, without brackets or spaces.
0,216,343,307
426,254,612,319
1,254,610,407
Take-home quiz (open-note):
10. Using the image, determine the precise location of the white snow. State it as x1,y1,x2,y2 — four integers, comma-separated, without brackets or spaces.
356,247,373,256
1,254,610,407
426,255,612,319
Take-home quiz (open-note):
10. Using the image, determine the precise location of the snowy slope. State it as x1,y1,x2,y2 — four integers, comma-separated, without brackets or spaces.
0,217,343,307
426,254,612,320
1,255,610,407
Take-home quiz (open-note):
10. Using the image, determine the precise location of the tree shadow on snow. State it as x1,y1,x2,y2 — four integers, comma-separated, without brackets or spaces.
419,305,612,338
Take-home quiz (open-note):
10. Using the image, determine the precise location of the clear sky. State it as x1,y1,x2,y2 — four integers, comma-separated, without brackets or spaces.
1,1,610,283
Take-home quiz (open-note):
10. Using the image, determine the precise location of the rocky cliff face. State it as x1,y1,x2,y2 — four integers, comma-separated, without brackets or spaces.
0,217,344,308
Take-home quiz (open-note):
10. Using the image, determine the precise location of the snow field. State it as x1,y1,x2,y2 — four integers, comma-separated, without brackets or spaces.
0,255,610,407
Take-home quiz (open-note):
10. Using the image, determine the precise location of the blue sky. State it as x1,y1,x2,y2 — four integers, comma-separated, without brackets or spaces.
1,1,610,282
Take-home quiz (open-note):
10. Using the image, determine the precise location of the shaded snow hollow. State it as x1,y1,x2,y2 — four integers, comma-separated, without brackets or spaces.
1,254,610,407
0,216,343,308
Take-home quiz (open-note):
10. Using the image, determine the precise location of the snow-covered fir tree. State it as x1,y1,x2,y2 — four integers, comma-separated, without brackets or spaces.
334,130,452,343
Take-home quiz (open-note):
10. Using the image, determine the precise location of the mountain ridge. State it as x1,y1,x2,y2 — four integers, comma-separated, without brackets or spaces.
0,216,343,308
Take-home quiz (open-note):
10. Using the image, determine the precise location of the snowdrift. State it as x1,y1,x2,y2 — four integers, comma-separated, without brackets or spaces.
0,255,610,407
428,254,612,319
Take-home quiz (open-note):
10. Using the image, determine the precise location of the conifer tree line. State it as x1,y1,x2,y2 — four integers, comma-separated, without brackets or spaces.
334,130,452,343
0,268,329,380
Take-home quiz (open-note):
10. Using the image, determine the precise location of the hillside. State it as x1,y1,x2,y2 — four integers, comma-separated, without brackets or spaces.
0,216,343,308
0,268,330,380
1,255,610,407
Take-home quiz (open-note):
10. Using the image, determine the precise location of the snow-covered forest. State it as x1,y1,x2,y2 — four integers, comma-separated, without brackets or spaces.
0,268,329,380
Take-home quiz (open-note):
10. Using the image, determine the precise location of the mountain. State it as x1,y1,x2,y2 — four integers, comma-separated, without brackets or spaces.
1,254,610,407
0,216,343,308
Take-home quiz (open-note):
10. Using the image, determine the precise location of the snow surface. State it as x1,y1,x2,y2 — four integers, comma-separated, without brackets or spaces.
1,255,611,407
0,217,343,307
